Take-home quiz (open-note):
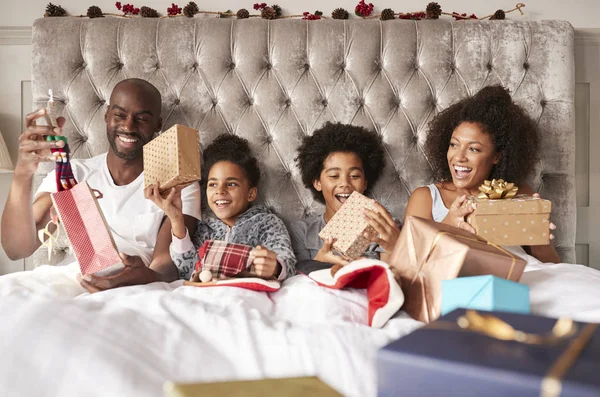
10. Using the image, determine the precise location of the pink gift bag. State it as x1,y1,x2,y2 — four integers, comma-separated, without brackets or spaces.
50,182,123,276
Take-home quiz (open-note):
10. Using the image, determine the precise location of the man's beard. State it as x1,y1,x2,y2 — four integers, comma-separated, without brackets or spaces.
107,131,147,161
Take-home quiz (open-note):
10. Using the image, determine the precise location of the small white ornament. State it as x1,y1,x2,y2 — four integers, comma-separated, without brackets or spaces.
200,270,213,283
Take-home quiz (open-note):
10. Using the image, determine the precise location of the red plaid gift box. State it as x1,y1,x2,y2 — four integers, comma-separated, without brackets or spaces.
50,182,123,276
191,240,255,282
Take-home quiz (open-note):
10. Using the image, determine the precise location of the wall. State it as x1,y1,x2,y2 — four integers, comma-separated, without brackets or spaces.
1,1,600,273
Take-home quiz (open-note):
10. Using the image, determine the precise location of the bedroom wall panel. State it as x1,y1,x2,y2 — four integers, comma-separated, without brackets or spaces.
0,25,599,273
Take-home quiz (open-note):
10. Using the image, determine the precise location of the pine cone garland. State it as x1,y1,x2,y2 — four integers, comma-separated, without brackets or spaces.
426,2,442,19
331,7,349,19
490,9,506,20
87,5,103,18
272,4,282,17
183,1,199,17
236,8,250,18
261,6,276,19
45,3,67,17
380,8,395,21
140,6,159,17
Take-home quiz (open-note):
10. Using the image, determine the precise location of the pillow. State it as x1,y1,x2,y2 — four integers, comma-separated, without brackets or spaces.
302,258,404,328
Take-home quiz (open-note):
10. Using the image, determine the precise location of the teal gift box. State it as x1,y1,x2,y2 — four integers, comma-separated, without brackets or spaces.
442,275,530,315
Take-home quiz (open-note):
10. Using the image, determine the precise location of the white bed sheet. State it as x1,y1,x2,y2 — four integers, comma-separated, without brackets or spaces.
0,253,599,397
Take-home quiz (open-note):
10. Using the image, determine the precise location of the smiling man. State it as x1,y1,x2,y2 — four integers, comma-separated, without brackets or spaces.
1,78,201,291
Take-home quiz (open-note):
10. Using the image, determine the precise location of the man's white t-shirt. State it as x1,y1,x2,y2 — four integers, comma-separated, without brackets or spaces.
36,153,202,266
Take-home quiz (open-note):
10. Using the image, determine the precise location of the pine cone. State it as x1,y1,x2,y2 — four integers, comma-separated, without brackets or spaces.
86,5,104,18
236,8,250,19
45,3,67,17
490,9,506,20
331,7,349,19
140,6,159,17
272,4,282,17
261,6,276,19
183,2,199,17
426,2,442,19
380,8,395,21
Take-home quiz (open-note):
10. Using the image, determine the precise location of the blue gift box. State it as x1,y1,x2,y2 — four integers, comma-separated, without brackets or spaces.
442,275,530,316
378,309,600,397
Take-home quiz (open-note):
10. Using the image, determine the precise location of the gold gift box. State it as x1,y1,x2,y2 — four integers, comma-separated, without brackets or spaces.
389,216,526,323
318,191,378,260
163,376,343,397
467,195,552,246
143,124,201,192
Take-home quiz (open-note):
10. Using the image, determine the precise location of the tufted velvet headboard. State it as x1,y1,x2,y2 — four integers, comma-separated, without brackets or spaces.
31,18,576,266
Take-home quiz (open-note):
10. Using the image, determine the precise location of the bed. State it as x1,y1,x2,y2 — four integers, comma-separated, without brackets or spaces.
1,17,598,397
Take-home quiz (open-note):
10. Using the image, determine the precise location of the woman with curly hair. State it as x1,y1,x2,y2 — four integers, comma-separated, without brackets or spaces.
291,122,401,266
405,85,559,263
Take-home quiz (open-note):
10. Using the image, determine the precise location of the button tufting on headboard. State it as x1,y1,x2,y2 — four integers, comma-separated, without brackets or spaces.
30,18,577,265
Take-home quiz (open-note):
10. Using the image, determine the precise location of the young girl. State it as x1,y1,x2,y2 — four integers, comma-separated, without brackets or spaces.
405,85,560,263
145,134,296,281
290,122,401,266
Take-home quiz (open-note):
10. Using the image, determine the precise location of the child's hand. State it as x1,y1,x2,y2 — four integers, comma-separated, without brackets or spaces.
363,202,401,253
250,245,281,278
144,182,184,222
315,237,350,267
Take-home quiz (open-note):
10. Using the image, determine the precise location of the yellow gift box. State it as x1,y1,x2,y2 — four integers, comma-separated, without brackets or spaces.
466,180,552,246
143,124,201,192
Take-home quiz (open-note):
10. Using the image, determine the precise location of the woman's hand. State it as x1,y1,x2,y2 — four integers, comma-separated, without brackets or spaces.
363,202,400,253
315,237,350,267
441,195,476,233
251,245,281,278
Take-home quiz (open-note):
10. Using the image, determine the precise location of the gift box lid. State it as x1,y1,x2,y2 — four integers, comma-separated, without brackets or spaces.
471,195,552,215
442,275,530,316
378,310,600,397
163,376,343,397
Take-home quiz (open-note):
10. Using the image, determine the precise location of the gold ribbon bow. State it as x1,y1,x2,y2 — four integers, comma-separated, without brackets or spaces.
477,179,519,200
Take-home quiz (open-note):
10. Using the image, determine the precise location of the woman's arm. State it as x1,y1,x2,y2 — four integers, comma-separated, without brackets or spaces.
519,184,561,263
404,186,435,223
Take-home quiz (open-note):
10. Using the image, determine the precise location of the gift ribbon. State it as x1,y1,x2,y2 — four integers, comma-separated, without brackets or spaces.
37,207,60,261
420,230,518,282
428,310,597,397
477,179,519,200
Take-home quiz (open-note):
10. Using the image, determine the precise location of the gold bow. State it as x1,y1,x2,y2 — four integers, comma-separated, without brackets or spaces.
457,310,577,345
477,179,519,200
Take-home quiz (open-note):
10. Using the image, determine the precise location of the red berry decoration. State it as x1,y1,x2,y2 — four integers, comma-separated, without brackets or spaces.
115,1,122,10
355,0,374,17
253,3,267,10
302,10,322,20
167,2,182,15
398,11,426,20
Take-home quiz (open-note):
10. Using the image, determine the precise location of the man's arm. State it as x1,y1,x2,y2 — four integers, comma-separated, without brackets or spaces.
1,110,64,260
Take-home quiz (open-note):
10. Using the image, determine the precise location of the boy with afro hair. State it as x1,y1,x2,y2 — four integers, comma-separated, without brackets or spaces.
291,122,401,266
145,133,296,280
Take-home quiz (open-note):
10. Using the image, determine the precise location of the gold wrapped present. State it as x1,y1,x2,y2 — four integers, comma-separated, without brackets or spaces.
389,216,526,323
163,376,343,397
318,191,378,260
143,124,201,192
467,180,552,246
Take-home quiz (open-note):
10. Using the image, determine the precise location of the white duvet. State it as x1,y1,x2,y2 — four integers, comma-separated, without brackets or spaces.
0,252,599,397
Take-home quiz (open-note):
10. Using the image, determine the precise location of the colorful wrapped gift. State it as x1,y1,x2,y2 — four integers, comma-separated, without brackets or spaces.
389,216,526,323
442,275,530,316
143,124,201,192
164,376,343,397
466,179,552,246
50,182,123,276
189,240,255,282
318,191,378,260
378,309,600,397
